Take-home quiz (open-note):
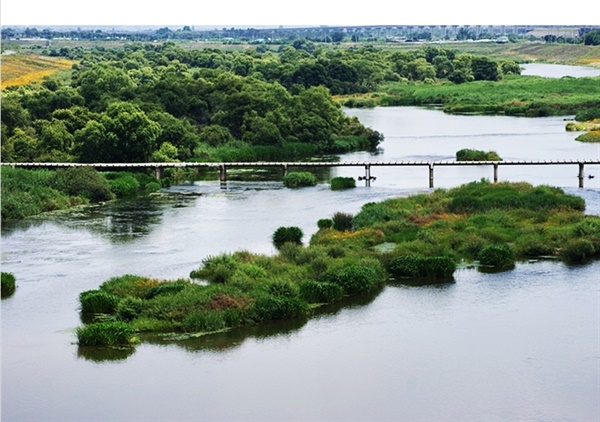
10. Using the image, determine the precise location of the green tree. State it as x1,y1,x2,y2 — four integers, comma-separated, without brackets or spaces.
471,56,501,81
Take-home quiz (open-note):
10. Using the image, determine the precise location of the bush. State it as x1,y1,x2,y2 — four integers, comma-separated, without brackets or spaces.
387,256,456,279
51,167,114,202
272,226,303,250
1,272,16,298
330,177,356,190
317,218,333,230
560,239,597,264
332,212,354,231
299,280,344,303
252,295,308,321
77,321,136,347
282,172,318,188
477,244,515,268
108,174,141,198
456,149,502,161
116,297,145,321
80,290,120,314
183,311,226,332
145,280,188,299
325,264,385,294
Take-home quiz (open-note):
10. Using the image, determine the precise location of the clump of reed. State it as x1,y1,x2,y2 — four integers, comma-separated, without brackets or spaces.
272,226,304,250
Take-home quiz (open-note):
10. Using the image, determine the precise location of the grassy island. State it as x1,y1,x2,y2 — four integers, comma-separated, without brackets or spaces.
76,180,600,349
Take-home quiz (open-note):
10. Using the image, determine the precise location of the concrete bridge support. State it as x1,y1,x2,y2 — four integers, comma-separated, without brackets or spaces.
219,164,227,183
493,163,499,183
578,163,584,188
154,167,164,179
428,164,434,188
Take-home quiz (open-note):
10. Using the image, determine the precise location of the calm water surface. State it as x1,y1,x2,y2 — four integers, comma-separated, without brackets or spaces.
2,65,600,421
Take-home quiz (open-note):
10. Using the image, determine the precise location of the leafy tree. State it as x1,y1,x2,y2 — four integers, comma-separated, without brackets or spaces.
471,56,501,81
74,63,135,109
75,102,160,163
583,30,600,46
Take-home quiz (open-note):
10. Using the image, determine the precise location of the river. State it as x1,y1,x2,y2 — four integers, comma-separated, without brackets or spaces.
2,65,599,421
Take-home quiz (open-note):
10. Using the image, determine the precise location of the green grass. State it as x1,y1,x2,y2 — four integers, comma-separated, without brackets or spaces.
379,74,600,116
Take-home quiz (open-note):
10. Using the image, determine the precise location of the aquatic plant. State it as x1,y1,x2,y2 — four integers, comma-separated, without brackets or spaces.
282,172,318,188
330,176,356,190
76,321,137,347
79,290,120,314
477,244,516,269
560,239,598,264
387,255,456,280
456,148,502,161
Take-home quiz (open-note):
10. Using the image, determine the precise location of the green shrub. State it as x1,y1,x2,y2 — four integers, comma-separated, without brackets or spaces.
560,239,597,264
116,297,145,321
282,172,318,188
1,272,16,298
330,177,356,190
145,182,161,193
51,167,114,202
332,212,354,231
77,321,136,347
145,280,188,299
80,290,120,314
183,311,226,332
299,280,344,303
190,254,238,283
317,218,333,230
477,244,515,268
387,256,456,279
265,280,300,298
252,295,308,321
272,226,304,250
456,148,502,161
108,174,141,198
325,264,385,294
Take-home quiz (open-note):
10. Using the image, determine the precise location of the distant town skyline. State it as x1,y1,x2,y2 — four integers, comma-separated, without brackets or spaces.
2,0,598,27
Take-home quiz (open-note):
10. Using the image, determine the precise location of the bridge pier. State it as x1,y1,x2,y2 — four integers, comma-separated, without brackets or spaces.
219,164,227,183
365,164,371,187
154,167,164,179
282,164,289,176
578,163,584,188
493,163,499,183
428,164,434,188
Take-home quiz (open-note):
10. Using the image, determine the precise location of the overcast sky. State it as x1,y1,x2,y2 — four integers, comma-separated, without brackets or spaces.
1,0,598,27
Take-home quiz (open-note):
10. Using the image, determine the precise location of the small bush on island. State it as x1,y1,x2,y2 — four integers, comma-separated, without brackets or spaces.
1,272,16,298
477,244,516,269
560,239,598,264
456,149,502,161
77,321,137,347
80,290,120,314
330,177,356,190
272,226,304,250
317,218,333,230
282,172,318,188
387,255,456,280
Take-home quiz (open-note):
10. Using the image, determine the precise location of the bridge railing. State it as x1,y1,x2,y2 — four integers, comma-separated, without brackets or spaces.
2,159,599,188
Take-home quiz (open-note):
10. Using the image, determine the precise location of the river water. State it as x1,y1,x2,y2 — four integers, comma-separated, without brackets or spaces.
2,65,600,421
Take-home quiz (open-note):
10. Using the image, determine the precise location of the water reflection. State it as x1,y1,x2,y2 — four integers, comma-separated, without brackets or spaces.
77,345,136,363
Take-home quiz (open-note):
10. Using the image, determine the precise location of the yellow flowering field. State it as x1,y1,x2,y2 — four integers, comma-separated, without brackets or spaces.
1,53,74,89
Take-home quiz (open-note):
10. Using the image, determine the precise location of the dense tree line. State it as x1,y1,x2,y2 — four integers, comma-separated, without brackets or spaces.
1,43,520,163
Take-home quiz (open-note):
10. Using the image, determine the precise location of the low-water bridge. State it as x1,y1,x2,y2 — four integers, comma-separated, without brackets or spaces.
3,159,599,188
